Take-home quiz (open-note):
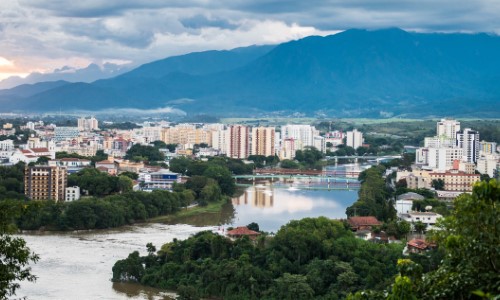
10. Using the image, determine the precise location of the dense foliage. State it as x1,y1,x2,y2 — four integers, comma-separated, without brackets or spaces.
113,217,404,299
0,163,25,200
125,144,164,162
4,190,192,231
350,179,499,299
346,165,396,222
0,201,39,299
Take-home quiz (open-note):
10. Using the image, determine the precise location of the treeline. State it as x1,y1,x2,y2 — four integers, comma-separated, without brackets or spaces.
346,165,396,222
349,180,499,299
0,163,25,200
113,217,404,300
3,190,194,231
281,146,325,170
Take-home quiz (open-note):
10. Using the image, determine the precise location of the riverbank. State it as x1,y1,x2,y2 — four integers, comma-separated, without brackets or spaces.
148,197,229,224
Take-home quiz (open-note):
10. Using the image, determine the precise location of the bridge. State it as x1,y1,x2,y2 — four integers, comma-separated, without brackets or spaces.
234,173,361,190
324,155,402,163
252,168,361,178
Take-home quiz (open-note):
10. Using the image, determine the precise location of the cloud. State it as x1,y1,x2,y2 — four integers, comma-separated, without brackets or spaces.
73,106,187,116
1,0,500,81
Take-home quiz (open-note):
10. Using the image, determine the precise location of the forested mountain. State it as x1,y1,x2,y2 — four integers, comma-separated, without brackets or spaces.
2,28,500,117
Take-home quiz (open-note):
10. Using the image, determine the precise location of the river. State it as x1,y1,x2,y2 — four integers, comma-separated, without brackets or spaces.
15,164,365,299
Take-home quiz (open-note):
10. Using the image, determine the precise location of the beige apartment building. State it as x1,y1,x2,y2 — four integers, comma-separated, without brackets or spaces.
161,126,212,147
25,166,67,201
251,127,275,157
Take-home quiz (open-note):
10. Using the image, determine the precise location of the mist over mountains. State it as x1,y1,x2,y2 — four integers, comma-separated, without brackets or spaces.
1,28,499,118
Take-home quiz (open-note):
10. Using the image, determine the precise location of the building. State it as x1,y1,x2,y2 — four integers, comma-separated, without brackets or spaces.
347,216,382,231
95,157,118,175
479,141,497,155
140,169,180,191
281,125,318,150
406,239,435,254
429,170,480,191
48,158,91,174
476,154,500,178
399,211,442,230
54,126,80,142
65,186,81,201
228,125,249,159
25,165,67,201
78,117,99,131
226,226,260,240
279,138,296,160
313,136,326,153
426,147,463,171
346,129,363,149
437,118,460,140
251,127,275,157
456,128,480,163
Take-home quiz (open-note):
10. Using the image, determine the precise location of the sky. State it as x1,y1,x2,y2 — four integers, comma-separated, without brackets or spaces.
1,0,500,81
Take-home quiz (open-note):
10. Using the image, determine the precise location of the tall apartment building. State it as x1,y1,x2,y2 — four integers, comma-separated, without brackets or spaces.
456,128,480,163
251,127,275,157
25,166,67,201
161,125,212,147
427,147,464,171
77,117,99,131
437,118,460,139
228,125,249,159
211,129,229,155
479,141,497,155
281,125,318,150
346,129,363,149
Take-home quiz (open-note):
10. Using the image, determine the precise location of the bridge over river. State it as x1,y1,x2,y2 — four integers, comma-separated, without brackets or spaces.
234,173,361,190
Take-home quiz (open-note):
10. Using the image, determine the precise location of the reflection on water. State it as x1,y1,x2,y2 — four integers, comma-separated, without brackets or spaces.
231,182,358,232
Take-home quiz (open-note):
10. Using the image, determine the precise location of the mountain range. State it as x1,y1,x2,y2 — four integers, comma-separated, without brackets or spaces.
1,28,499,117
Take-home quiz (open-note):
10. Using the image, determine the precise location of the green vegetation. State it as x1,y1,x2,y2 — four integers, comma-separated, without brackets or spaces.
346,165,396,222
56,149,108,165
349,179,499,299
100,121,141,130
0,163,25,200
5,190,189,231
247,155,280,168
0,200,39,299
125,144,164,162
113,217,404,299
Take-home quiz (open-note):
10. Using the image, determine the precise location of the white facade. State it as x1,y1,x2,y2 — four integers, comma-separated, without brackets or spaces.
78,117,99,131
437,118,460,139
281,125,318,150
65,186,81,201
211,129,229,155
456,128,480,163
346,129,363,149
399,211,443,230
479,141,497,155
476,154,499,178
395,200,413,215
313,136,326,153
427,147,464,171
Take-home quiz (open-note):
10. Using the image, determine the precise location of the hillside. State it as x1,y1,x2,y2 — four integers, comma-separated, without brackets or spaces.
1,28,499,117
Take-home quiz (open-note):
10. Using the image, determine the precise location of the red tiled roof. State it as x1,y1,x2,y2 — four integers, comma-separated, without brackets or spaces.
407,239,429,250
227,226,260,237
21,150,31,154
348,216,382,227
32,148,50,153
59,158,90,162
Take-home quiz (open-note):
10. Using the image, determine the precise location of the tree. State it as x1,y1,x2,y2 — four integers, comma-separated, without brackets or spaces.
413,221,426,236
421,179,500,299
118,175,133,193
0,201,39,299
246,222,259,232
431,179,444,190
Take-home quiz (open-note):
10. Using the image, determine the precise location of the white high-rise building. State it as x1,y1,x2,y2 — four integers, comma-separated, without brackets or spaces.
281,125,318,150
456,128,480,163
427,147,464,171
212,129,229,155
346,129,363,149
476,154,499,178
251,127,275,157
78,117,99,132
313,136,326,153
437,118,460,139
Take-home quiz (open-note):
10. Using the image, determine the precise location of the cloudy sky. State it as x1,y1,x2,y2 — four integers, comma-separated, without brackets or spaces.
1,0,499,80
